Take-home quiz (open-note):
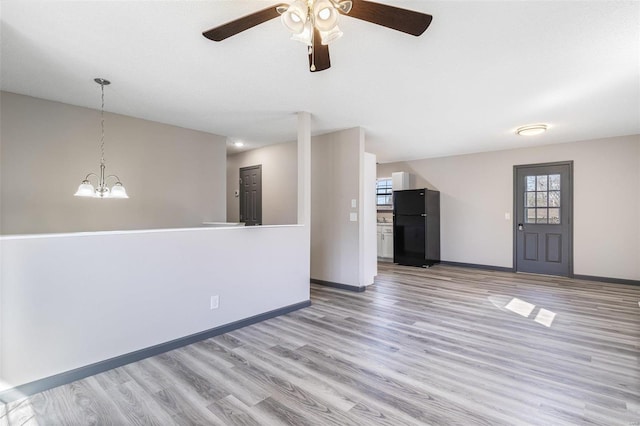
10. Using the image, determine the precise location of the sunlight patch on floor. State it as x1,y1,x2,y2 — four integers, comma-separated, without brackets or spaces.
488,295,557,327
505,297,536,317
534,308,556,327
1,397,39,426
0,378,41,425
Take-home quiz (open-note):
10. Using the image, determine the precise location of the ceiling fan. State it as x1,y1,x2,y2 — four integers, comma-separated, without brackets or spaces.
202,0,432,72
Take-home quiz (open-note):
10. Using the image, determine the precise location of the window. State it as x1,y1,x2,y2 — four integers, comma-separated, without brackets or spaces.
525,174,560,224
376,178,393,207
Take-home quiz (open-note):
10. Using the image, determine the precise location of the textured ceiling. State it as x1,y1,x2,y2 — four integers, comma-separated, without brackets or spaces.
1,0,638,162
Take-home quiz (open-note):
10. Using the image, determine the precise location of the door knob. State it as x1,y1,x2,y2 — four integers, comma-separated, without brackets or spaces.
517,223,524,231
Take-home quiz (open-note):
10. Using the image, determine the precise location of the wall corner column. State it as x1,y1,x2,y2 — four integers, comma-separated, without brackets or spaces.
297,112,311,227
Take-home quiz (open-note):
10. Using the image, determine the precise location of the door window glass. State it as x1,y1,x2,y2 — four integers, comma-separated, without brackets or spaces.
526,192,536,207
525,174,560,224
536,175,548,191
526,176,536,191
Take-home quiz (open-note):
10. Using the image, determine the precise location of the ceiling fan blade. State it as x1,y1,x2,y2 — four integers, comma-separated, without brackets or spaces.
346,0,432,36
308,28,331,72
203,4,286,41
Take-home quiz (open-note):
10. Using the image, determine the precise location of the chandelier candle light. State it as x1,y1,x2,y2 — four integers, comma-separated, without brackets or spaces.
74,78,129,199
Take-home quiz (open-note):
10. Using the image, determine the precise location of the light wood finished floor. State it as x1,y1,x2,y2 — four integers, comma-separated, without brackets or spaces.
3,264,640,425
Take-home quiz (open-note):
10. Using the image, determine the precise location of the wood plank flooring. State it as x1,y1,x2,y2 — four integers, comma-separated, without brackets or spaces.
3,263,640,425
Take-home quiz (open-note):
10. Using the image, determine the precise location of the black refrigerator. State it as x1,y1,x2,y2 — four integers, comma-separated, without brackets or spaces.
393,189,440,267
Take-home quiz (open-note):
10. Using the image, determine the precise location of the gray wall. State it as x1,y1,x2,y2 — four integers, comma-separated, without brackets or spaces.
378,135,640,280
311,128,363,287
1,92,227,234
226,141,298,225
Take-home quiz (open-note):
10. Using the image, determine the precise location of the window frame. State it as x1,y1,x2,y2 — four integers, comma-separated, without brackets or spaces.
376,177,393,208
524,173,561,224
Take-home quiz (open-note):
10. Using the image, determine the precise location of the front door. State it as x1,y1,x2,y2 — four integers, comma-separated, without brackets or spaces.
514,162,573,276
239,165,262,226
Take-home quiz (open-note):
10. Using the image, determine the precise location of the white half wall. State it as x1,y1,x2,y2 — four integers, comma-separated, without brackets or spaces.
0,110,313,393
1,92,227,235
378,135,640,280
0,226,310,388
226,141,297,225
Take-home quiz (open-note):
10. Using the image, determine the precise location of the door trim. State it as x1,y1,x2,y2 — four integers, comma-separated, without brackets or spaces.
512,161,574,277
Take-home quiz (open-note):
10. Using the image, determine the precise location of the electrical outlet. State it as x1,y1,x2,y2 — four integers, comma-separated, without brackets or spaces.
210,295,219,310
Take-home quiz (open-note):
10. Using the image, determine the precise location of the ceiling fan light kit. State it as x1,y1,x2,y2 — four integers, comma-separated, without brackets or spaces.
203,0,432,72
281,1,309,35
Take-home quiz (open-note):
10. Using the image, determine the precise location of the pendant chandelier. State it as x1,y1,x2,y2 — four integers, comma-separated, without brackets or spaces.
74,78,129,199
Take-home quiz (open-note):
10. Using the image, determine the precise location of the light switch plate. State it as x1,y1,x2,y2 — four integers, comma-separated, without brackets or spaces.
351,199,357,208
350,212,357,222
505,212,511,220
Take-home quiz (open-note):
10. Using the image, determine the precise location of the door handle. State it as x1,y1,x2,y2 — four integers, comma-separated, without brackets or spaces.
517,223,524,231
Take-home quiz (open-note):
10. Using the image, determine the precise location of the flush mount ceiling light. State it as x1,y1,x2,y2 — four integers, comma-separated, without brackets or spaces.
202,0,433,72
234,141,244,147
74,78,129,199
516,124,548,136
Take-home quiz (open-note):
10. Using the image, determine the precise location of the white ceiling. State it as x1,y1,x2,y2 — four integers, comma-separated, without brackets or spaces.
1,0,638,162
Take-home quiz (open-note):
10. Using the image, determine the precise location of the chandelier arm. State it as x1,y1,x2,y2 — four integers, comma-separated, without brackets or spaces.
82,172,99,182
105,174,124,184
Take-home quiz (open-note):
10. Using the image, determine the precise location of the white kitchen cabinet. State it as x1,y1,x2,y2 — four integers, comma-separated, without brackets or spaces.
377,224,394,259
392,172,414,191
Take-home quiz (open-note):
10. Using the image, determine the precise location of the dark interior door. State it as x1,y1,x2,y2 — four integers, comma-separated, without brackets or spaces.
239,165,262,226
514,162,572,276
